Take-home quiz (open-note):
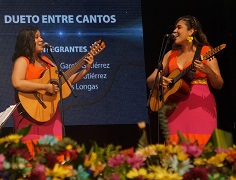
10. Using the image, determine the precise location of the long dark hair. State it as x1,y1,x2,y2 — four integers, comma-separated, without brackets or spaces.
172,15,210,49
12,26,39,63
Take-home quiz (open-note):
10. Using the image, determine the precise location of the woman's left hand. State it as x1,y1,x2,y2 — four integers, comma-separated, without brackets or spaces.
84,53,94,71
194,60,207,73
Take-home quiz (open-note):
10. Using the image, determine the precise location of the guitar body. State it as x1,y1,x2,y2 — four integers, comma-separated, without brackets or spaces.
149,69,191,112
18,67,72,122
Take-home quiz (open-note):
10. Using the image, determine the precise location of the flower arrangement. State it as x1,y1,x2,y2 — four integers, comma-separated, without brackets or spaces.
0,124,236,180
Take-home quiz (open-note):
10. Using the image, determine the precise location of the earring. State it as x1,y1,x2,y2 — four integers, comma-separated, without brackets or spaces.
187,36,193,43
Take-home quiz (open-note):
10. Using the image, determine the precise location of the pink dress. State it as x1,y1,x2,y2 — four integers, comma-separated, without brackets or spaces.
12,56,63,156
167,46,217,145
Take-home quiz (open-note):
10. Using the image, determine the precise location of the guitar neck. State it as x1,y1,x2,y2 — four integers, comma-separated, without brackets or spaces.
65,54,88,77
57,54,88,85
54,39,106,85
172,63,195,84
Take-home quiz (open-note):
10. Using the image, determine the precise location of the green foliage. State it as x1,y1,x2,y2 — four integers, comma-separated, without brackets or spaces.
158,103,177,142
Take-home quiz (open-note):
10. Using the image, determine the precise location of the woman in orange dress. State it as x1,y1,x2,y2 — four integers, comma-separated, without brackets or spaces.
11,26,94,156
146,15,224,145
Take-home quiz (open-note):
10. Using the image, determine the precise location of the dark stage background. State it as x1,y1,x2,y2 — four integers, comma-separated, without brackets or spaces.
1,0,236,149
142,0,236,145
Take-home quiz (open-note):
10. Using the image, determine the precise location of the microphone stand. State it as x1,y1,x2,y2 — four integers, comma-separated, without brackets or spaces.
146,34,173,143
46,47,77,137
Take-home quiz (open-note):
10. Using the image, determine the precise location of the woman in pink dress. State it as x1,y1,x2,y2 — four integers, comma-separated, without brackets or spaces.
147,15,224,145
11,26,95,156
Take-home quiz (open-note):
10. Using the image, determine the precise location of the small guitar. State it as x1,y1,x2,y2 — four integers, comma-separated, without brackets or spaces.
18,39,106,122
149,44,226,112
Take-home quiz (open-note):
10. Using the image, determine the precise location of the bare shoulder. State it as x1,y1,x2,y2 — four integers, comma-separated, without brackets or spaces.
14,56,28,64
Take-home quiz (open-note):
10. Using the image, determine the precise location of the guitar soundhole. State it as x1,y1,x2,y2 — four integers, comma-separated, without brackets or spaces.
50,80,59,87
168,82,174,89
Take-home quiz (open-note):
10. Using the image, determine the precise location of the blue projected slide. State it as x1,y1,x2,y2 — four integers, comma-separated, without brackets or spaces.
0,0,148,126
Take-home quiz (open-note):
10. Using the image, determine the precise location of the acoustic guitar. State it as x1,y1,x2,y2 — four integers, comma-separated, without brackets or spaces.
149,44,226,112
18,39,106,122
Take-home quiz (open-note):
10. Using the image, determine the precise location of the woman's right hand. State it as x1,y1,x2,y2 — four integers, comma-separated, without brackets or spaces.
162,76,172,88
45,84,59,94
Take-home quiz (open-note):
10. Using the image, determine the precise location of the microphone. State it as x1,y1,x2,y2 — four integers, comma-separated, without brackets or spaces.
166,33,178,40
43,42,53,48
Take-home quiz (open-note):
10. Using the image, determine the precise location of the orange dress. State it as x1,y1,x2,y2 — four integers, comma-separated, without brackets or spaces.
12,56,63,157
167,46,217,145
